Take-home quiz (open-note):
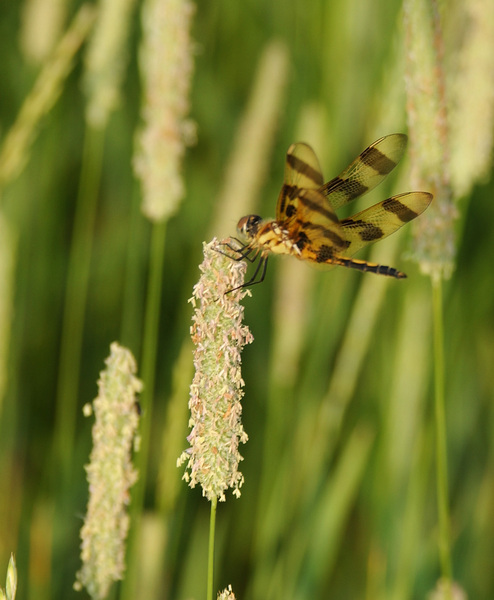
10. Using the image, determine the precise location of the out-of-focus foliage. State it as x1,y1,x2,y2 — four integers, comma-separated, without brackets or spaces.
0,0,493,599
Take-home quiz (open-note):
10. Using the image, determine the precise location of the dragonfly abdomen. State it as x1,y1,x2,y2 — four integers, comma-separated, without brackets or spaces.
331,254,406,278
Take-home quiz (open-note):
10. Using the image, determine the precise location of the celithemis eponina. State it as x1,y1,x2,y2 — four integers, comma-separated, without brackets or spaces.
225,133,432,288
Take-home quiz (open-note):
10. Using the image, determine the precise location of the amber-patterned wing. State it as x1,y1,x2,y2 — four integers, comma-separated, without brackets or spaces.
276,142,325,222
284,142,324,188
287,190,432,267
275,143,349,252
320,133,408,210
338,191,433,257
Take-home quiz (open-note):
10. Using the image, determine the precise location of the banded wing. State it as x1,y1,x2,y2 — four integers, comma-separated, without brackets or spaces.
275,142,348,253
320,133,407,210
276,142,324,221
338,191,433,257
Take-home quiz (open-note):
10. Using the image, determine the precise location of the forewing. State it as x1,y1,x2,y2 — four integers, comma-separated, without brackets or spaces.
339,191,432,257
320,133,408,210
289,188,350,255
276,142,324,222
284,142,324,188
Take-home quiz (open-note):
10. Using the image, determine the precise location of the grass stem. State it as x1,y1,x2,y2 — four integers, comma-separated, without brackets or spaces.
120,219,167,600
136,219,166,492
53,123,105,485
432,276,453,595
207,496,217,600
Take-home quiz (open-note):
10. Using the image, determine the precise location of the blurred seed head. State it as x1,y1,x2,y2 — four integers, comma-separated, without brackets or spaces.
428,578,467,600
448,0,494,198
0,554,17,600
75,342,142,600
134,0,196,223
404,0,456,281
83,0,139,128
20,0,67,64
218,584,237,599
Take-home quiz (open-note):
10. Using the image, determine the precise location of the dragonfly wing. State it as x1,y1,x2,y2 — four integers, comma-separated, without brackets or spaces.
276,142,324,222
275,144,347,253
320,133,408,210
339,191,433,257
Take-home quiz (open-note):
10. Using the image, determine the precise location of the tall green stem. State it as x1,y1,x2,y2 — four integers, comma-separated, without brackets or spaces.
120,183,145,352
136,219,166,500
120,219,167,600
208,497,217,600
53,124,104,485
432,276,453,595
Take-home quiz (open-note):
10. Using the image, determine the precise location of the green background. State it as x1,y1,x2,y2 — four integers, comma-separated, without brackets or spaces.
1,0,493,599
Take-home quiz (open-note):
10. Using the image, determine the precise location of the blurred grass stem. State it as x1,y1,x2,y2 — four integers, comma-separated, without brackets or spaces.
135,221,166,498
120,183,145,351
53,124,105,484
207,497,217,600
432,276,453,595
120,220,166,600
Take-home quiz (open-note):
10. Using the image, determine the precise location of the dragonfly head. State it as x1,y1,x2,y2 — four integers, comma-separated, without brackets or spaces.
237,214,263,239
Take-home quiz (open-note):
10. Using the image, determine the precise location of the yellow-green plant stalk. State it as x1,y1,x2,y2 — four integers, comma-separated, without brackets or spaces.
134,0,196,222
0,4,96,185
55,0,139,484
74,342,142,600
83,0,139,128
20,0,67,63
0,553,17,600
54,0,138,487
178,240,252,600
403,1,454,597
122,3,195,597
0,214,16,416
131,0,195,478
156,340,193,514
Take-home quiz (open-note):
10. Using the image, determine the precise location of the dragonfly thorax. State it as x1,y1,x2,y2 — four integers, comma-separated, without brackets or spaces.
238,216,302,257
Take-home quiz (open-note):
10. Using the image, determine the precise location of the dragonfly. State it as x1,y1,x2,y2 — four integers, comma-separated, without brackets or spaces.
225,133,432,289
